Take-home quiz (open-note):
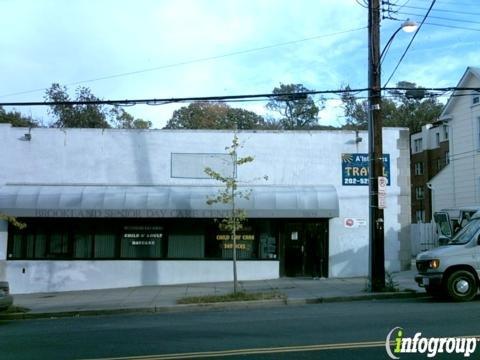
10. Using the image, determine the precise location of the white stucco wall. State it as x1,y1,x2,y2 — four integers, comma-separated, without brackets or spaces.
7,260,279,294
1,126,410,292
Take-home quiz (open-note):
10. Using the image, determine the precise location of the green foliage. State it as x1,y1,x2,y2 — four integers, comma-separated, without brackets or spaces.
340,85,369,129
164,101,266,129
205,134,255,234
0,107,39,127
266,83,324,129
340,82,443,133
46,83,111,128
177,291,285,304
110,107,152,129
205,134,267,293
0,213,26,230
45,83,151,129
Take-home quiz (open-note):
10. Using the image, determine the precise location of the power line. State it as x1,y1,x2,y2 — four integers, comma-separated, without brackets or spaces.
1,86,478,107
390,3,480,16
421,21,480,32
396,11,480,26
387,17,480,32
383,0,437,88
0,27,367,99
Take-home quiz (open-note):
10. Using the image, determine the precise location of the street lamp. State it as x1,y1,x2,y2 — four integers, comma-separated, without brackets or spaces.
368,0,417,292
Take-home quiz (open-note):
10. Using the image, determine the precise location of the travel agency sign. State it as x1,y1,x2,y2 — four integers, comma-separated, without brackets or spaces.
341,153,391,186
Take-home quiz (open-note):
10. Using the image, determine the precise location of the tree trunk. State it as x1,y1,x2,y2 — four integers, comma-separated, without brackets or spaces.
232,186,238,294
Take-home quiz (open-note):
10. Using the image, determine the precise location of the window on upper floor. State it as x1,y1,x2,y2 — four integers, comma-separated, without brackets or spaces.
473,95,480,105
414,162,424,175
415,186,425,200
436,133,440,146
437,158,443,170
443,125,449,140
414,138,423,153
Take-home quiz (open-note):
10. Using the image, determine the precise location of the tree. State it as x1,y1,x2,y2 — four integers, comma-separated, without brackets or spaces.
111,107,152,129
0,107,39,127
46,83,111,128
340,82,443,133
45,84,152,129
204,134,267,294
340,85,368,129
0,213,26,230
266,83,324,129
164,102,266,130
384,81,443,133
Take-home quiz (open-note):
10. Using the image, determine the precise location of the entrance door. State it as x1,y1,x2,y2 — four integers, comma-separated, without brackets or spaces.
284,222,328,277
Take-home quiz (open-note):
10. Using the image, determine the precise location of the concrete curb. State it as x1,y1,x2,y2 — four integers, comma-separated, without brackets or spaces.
0,291,425,321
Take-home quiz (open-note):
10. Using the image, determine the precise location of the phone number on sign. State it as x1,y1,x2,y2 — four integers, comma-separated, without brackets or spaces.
343,178,369,185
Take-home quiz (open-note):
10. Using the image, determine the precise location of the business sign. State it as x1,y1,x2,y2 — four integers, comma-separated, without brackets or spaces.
344,218,367,228
122,226,163,246
378,176,387,209
341,153,391,186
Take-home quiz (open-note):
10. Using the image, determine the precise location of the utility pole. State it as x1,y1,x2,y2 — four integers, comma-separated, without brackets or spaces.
368,0,385,291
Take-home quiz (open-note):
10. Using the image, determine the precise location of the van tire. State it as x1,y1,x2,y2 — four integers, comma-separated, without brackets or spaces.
446,270,477,302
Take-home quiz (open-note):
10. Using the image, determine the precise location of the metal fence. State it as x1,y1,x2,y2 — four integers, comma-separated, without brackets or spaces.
410,222,438,256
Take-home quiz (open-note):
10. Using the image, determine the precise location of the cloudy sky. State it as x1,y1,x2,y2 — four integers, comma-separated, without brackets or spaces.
1,0,479,128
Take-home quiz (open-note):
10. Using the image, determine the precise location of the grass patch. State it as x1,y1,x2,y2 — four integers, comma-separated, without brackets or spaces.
177,291,285,305
1,305,30,314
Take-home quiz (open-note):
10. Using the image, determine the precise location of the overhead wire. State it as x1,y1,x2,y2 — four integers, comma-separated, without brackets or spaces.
387,17,480,32
0,87,478,108
383,0,437,88
394,11,480,26
0,26,367,99
390,4,480,16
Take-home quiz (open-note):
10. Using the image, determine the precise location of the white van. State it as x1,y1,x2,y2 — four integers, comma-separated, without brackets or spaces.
433,207,480,244
415,212,480,301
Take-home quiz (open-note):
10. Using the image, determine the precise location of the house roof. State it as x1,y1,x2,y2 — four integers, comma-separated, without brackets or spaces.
440,66,480,119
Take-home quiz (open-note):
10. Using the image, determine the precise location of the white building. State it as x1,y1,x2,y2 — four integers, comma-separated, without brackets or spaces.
429,67,480,212
0,125,411,294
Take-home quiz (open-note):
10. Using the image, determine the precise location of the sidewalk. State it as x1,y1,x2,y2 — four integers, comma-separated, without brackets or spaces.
2,268,424,320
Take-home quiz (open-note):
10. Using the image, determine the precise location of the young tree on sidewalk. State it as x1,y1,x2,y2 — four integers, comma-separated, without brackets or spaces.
205,133,267,294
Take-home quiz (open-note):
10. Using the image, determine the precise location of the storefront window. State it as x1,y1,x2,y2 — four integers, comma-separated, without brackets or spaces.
121,226,164,259
94,232,116,258
25,234,35,259
35,231,47,259
49,232,69,257
74,233,93,259
10,234,23,259
218,232,256,259
8,218,280,261
168,234,204,258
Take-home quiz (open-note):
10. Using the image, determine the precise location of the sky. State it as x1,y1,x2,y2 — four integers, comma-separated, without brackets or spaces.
1,0,479,128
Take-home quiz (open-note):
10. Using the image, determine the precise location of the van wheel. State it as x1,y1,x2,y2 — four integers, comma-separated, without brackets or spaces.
446,270,477,302
425,285,445,299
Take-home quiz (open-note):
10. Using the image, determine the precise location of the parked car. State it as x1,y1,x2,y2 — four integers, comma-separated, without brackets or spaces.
415,212,480,301
0,281,13,311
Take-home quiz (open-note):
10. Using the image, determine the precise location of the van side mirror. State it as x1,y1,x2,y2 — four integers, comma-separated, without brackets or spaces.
438,236,450,246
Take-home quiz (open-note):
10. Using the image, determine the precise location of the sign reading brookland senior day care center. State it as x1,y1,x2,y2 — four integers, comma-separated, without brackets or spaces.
341,153,391,186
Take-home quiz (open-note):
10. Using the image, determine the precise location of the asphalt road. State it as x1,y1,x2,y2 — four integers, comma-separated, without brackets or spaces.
2,297,480,360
